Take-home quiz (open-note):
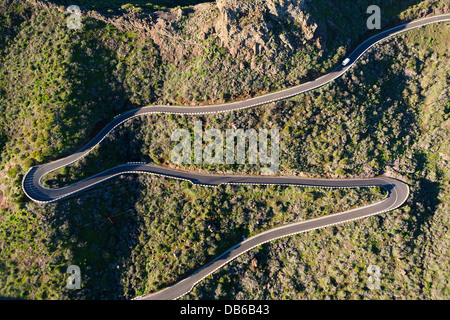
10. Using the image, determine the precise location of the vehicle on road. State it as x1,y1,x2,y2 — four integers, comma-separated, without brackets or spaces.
342,58,351,66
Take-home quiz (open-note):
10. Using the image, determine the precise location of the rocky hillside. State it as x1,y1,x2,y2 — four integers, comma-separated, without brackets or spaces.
0,0,448,300
25,0,322,80
23,0,449,104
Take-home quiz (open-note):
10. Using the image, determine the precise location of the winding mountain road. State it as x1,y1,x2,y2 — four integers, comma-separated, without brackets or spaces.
21,14,449,299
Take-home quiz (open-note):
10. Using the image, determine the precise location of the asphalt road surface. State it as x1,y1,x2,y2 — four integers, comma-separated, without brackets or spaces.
20,14,449,299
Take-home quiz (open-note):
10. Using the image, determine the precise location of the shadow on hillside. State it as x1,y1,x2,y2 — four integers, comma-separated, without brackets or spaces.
337,35,420,172
284,34,421,175
409,177,442,238
48,176,142,299
310,0,428,58
54,17,132,158
42,17,143,299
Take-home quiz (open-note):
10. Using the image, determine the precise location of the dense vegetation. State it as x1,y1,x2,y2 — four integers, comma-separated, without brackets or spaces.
182,23,450,299
0,0,448,299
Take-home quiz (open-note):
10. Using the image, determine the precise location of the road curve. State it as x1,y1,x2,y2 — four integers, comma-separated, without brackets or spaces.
133,175,409,300
22,14,448,204
21,14,448,299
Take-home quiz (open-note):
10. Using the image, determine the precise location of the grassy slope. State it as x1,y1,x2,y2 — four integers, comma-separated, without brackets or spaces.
0,0,448,299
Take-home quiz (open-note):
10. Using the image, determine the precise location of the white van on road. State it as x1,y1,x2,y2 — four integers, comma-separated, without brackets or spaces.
342,58,351,66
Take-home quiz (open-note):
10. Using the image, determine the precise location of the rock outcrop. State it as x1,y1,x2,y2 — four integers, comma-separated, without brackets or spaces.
214,0,318,58
24,0,320,64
